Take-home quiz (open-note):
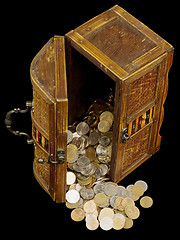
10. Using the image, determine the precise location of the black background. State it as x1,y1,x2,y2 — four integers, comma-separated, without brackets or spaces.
1,0,179,237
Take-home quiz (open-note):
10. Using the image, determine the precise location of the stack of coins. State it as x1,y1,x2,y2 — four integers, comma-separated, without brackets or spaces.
66,178,153,231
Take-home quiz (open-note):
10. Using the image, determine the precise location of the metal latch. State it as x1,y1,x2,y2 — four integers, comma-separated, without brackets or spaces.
38,149,65,164
121,128,130,143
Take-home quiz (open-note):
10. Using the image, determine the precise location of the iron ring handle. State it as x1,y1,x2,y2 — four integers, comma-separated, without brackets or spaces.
5,101,34,144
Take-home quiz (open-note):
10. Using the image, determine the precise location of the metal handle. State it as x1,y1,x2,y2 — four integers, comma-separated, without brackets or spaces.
5,101,34,144
38,149,65,164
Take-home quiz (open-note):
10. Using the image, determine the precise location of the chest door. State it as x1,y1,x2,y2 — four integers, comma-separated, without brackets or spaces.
110,54,171,182
31,36,68,203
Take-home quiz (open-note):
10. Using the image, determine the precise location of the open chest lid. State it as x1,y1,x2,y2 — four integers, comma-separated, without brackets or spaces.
66,5,173,81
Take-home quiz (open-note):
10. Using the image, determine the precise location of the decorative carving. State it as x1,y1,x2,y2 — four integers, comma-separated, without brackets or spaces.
122,126,150,172
34,146,50,188
33,89,49,133
127,67,158,116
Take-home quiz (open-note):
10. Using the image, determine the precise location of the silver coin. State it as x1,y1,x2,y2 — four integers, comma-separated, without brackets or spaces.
93,183,105,194
99,164,109,176
81,163,96,176
110,195,118,209
72,162,82,172
89,130,101,145
96,144,108,156
66,189,80,204
135,180,148,192
99,135,111,147
100,217,113,231
116,185,126,197
76,122,90,136
67,130,73,144
76,172,90,180
77,156,90,168
104,183,118,197
80,187,94,200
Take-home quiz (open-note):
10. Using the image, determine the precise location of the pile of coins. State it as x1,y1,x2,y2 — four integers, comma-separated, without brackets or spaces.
67,108,114,187
65,102,153,230
66,176,153,231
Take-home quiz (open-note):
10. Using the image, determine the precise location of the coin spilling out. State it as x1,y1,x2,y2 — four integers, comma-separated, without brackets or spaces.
140,196,153,208
65,100,153,231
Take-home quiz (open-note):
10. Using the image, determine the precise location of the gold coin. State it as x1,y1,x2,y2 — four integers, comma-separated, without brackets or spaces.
98,120,111,133
77,176,92,186
113,217,125,230
100,111,114,123
100,115,113,125
131,185,144,197
86,218,99,230
71,208,85,221
140,196,153,208
124,217,134,229
125,205,140,220
67,144,78,161
99,207,114,220
66,201,79,209
83,200,97,214
115,197,124,211
121,197,135,209
131,194,140,201
94,193,108,206
85,146,96,162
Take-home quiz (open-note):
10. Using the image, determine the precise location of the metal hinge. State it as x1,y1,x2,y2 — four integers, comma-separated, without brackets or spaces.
38,149,65,164
121,128,130,143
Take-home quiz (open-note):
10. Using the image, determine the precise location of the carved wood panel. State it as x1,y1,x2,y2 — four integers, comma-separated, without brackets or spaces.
33,89,49,133
127,67,158,116
122,125,151,172
34,146,50,188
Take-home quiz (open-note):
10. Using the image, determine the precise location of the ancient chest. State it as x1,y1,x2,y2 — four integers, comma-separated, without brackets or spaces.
28,5,173,202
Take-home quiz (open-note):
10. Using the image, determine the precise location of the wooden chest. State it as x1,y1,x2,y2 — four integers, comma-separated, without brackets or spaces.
30,5,174,202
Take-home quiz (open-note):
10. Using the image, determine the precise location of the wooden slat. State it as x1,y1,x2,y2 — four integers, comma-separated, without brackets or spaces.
67,31,129,80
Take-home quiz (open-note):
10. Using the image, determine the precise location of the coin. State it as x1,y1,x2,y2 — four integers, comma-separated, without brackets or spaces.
125,205,140,219
85,214,98,222
67,130,73,144
67,144,78,162
140,196,153,208
77,176,92,186
80,187,94,200
66,189,80,204
86,218,99,230
94,193,108,207
83,200,97,214
71,208,85,222
100,111,114,123
76,122,90,136
85,146,96,161
96,144,108,156
100,217,113,231
98,120,111,133
115,197,124,211
113,216,125,230
66,171,76,185
135,180,148,192
114,213,126,223
121,197,135,209
124,217,134,229
99,135,111,147
99,207,114,220
89,130,101,145
131,185,144,197
93,183,105,194
77,156,90,168
104,182,118,196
